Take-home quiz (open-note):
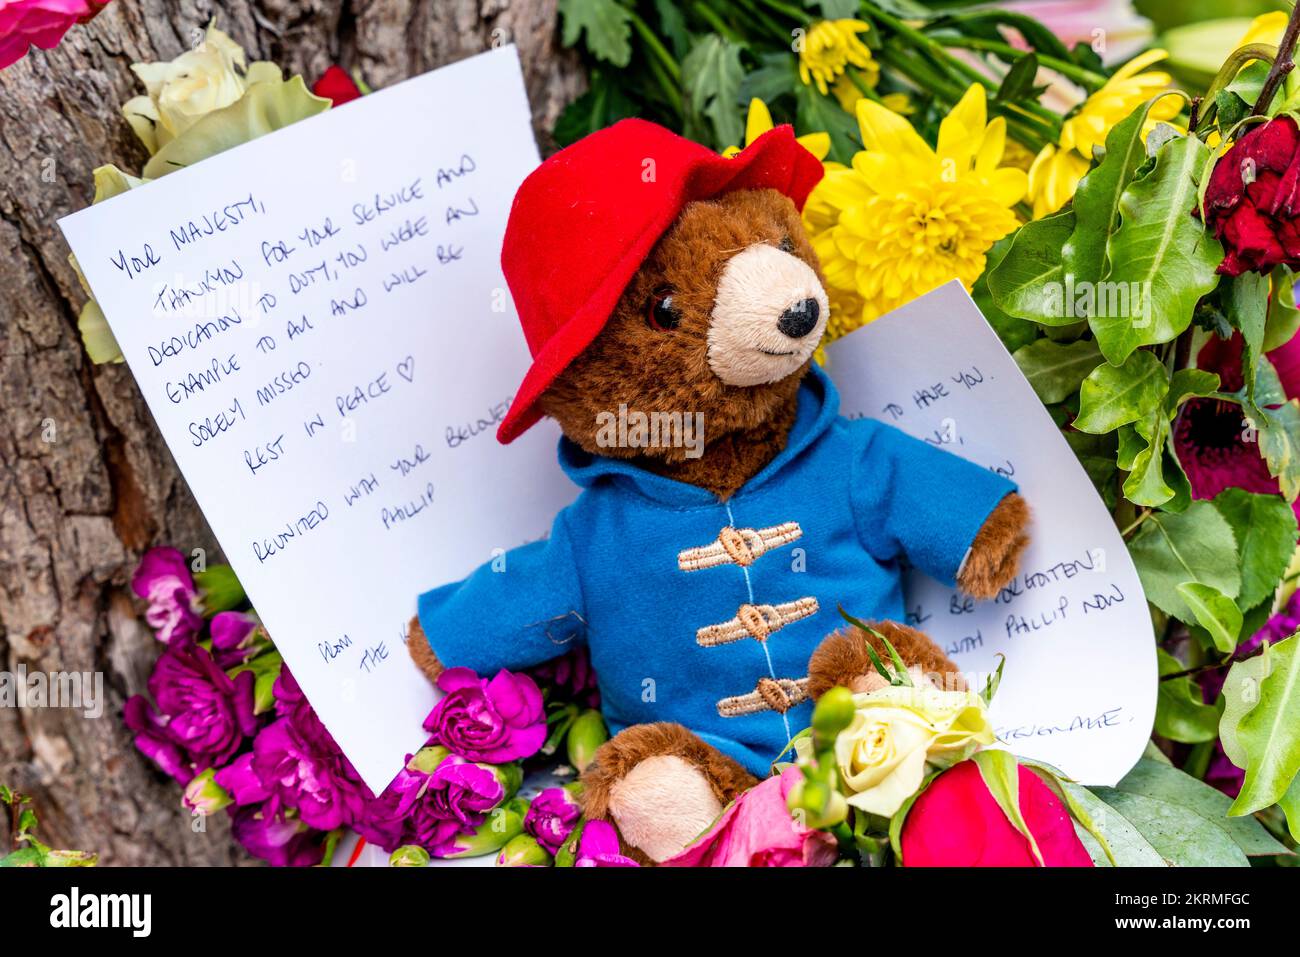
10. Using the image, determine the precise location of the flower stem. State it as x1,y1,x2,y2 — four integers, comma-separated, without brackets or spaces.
1120,508,1153,538
935,35,1108,91
1253,1,1300,116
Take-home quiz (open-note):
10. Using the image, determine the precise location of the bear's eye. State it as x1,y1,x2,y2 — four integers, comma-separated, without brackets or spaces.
646,289,681,331
778,234,795,254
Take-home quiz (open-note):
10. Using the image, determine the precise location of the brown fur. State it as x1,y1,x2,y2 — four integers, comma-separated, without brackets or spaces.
957,492,1031,600
405,615,444,683
806,620,967,699
582,722,758,863
539,189,821,500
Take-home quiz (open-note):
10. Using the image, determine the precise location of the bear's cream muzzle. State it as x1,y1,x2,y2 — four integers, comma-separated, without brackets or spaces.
706,243,830,387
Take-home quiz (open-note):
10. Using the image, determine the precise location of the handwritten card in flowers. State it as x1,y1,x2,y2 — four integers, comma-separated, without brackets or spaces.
59,47,577,793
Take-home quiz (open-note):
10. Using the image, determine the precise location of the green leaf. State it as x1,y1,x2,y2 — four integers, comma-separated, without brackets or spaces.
1251,380,1300,502
195,564,245,613
1093,133,1225,364
995,52,1043,104
1086,788,1249,866
1222,634,1300,817
1123,410,1175,508
1012,338,1103,404
1175,583,1242,654
1264,267,1300,351
971,751,1044,865
1156,647,1220,743
1062,95,1183,291
1074,349,1169,434
1165,368,1221,414
1227,271,1270,417
1113,757,1286,857
986,209,1075,325
143,77,330,179
682,35,745,152
794,82,861,165
1279,774,1300,842
973,237,1037,352
557,0,633,66
1127,501,1241,623
1213,488,1298,611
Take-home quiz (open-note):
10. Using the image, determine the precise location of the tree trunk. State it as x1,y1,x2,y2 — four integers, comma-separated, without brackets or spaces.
0,0,583,865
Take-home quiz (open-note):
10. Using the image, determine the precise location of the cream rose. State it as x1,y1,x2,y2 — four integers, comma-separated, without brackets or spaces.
122,23,280,153
797,683,995,818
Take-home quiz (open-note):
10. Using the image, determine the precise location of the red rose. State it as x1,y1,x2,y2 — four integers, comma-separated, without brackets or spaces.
1202,116,1300,277
900,759,1094,867
311,65,362,106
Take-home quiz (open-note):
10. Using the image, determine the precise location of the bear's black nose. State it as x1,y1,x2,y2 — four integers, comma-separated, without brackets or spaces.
777,298,820,339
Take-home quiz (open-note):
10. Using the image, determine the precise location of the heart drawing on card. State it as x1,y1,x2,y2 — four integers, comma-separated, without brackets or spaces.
397,356,415,382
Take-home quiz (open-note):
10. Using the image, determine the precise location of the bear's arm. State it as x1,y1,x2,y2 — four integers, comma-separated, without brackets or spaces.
408,509,586,683
850,420,1028,596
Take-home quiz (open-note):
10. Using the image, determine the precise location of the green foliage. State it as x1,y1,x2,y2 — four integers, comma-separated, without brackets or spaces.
1213,489,1298,611
1013,339,1103,404
1074,350,1169,434
558,0,634,67
986,208,1074,324
1175,583,1241,654
1127,502,1241,623
1155,647,1220,743
1220,635,1300,819
0,787,97,867
683,35,746,150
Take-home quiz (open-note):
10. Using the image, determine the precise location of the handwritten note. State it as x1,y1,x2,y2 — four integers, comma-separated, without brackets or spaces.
826,281,1156,786
58,47,576,793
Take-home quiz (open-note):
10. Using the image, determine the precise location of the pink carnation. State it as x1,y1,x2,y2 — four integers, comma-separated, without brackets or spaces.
1,0,111,70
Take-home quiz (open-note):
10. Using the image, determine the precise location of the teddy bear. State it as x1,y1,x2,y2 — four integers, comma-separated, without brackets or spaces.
407,118,1030,864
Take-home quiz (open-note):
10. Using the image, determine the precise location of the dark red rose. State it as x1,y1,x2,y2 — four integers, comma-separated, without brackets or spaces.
1203,116,1300,277
311,65,362,106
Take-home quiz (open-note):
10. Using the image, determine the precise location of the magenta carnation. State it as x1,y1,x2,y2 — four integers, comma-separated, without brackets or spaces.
523,786,582,854
229,804,325,867
424,667,546,763
131,546,202,644
250,717,372,832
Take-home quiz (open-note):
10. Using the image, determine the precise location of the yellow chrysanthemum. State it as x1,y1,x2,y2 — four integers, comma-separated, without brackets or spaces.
1058,49,1181,159
1026,143,1091,218
799,19,875,96
808,83,1027,333
1239,10,1288,47
722,98,830,160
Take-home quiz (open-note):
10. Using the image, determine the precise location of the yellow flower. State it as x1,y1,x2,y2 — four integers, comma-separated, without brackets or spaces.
123,22,281,154
795,684,994,817
798,19,875,96
1058,49,1180,159
1238,10,1288,47
1026,143,1091,218
722,98,830,160
807,83,1027,331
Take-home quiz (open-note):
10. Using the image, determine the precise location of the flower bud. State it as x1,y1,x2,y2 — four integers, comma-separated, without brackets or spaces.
441,796,528,858
194,564,246,614
812,687,855,746
496,833,552,867
389,844,431,867
408,745,451,774
566,709,608,772
491,762,524,801
182,768,232,816
786,775,847,830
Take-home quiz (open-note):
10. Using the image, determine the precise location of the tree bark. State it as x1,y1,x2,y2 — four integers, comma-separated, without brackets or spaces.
0,0,583,865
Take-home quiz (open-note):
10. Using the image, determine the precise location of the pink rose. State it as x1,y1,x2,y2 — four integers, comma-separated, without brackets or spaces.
900,759,1094,867
661,767,839,868
423,667,546,763
0,0,111,70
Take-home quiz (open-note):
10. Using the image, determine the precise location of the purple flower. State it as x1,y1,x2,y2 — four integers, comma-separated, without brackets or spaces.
528,648,601,709
131,547,203,644
273,665,330,741
123,695,193,784
251,717,373,832
213,752,271,806
424,667,546,763
230,804,324,867
426,755,507,824
125,639,258,779
574,820,638,867
209,611,261,669
524,786,582,854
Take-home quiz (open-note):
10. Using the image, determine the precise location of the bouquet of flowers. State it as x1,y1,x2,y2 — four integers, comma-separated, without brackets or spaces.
58,2,1300,865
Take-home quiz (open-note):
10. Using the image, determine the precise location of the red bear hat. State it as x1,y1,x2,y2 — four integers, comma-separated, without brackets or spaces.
496,118,825,443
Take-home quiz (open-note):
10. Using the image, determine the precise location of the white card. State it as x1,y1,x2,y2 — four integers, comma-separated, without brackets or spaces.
59,46,576,793
825,281,1156,785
